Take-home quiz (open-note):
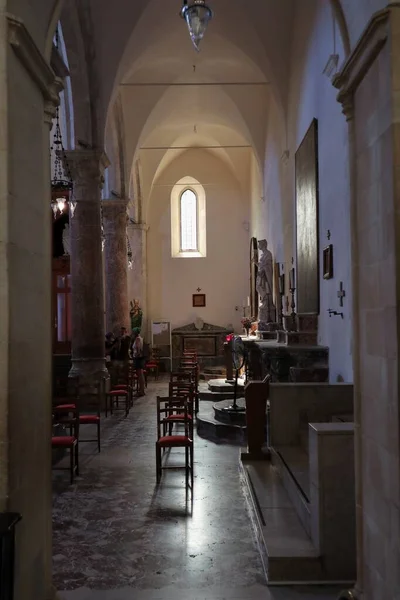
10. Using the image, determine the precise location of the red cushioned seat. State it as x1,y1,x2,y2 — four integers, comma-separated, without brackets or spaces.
164,414,192,421
146,362,157,368
55,403,76,410
107,390,128,396
158,435,191,447
80,415,100,424
52,436,76,447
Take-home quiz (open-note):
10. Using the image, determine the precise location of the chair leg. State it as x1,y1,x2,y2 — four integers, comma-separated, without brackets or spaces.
156,444,161,483
75,442,79,476
70,447,74,485
97,422,101,453
185,446,189,489
190,444,194,489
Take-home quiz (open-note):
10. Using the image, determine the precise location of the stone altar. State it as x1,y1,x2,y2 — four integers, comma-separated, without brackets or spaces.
172,322,233,370
245,339,328,382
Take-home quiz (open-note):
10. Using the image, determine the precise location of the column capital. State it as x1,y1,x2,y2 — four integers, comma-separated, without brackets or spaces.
332,8,390,118
64,149,110,190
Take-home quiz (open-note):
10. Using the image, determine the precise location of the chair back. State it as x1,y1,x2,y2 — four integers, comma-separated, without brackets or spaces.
157,396,191,438
52,404,80,438
170,371,193,383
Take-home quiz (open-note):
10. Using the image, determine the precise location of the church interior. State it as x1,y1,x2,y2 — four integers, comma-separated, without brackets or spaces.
0,0,399,599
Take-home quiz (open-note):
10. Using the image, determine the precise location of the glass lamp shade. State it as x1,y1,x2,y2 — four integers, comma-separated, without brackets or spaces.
181,1,213,51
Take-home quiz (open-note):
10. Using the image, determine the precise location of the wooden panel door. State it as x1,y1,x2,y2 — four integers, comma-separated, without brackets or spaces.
52,257,71,354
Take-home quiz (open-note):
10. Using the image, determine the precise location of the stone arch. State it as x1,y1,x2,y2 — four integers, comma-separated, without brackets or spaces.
330,0,351,57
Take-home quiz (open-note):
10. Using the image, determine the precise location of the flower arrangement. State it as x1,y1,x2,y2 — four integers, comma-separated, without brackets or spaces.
241,317,254,330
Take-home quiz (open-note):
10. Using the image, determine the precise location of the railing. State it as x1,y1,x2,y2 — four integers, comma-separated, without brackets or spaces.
0,513,21,600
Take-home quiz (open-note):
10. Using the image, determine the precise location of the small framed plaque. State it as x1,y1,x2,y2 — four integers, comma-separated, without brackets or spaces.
323,244,333,280
192,293,206,307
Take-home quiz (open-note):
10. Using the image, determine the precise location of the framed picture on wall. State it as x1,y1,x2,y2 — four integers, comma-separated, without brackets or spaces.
193,293,206,307
323,244,333,279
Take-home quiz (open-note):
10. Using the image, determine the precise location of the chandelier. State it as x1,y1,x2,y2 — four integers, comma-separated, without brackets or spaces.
50,105,75,219
180,0,213,51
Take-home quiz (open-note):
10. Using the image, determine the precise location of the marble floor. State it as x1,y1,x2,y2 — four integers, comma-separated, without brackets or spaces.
53,380,341,600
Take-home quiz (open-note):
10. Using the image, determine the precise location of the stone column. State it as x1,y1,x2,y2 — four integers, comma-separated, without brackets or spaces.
127,222,149,335
64,149,109,383
102,199,129,333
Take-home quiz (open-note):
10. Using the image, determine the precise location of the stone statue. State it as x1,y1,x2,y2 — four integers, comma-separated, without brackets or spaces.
255,239,275,322
130,299,143,333
62,223,71,255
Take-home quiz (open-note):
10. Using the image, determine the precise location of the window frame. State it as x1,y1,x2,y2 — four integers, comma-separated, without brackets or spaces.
179,187,199,253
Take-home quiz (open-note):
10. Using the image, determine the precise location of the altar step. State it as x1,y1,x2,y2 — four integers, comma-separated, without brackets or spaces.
200,366,226,381
242,461,323,584
196,400,246,444
198,378,245,401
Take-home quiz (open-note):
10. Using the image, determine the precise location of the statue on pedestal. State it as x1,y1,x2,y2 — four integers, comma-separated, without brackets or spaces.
130,299,143,333
254,239,275,330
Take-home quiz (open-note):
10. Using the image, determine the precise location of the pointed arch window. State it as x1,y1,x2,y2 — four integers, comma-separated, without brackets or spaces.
180,188,198,251
171,176,206,258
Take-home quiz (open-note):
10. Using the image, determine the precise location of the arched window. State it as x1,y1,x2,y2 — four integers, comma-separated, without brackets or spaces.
180,189,198,251
171,176,206,258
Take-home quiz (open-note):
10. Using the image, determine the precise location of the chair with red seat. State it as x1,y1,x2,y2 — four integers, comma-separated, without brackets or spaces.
75,378,104,452
52,405,79,484
156,397,193,488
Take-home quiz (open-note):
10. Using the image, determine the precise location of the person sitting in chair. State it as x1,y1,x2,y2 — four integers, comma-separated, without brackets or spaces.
131,327,145,397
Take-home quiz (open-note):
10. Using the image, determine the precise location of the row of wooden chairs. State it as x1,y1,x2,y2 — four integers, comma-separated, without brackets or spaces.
155,350,199,488
51,362,144,483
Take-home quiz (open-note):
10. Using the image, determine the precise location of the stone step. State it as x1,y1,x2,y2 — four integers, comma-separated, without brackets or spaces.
208,378,245,393
198,379,245,401
196,401,246,444
271,445,311,538
203,366,226,375
241,461,323,584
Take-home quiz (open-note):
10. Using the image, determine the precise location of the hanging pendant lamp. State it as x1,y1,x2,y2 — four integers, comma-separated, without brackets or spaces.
180,0,213,51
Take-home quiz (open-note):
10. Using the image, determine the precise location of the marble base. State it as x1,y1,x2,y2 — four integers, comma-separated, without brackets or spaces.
282,315,297,332
297,313,318,332
257,331,278,340
282,331,318,346
289,367,329,382
213,398,246,426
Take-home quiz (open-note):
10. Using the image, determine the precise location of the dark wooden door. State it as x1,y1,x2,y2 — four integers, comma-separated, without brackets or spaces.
52,257,71,354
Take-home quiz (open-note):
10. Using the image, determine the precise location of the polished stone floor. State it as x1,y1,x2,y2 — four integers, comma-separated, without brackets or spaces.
53,380,341,600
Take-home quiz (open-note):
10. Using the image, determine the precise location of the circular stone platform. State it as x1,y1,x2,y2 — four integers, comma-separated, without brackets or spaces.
213,397,246,426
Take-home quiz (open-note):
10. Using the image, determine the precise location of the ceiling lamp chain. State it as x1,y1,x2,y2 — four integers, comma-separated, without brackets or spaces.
50,105,75,218
180,0,213,52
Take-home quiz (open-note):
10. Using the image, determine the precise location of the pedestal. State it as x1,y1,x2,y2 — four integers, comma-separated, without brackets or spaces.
241,377,270,461
102,199,129,333
64,149,109,384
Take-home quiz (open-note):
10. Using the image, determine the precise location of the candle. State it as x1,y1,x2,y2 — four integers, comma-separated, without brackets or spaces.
279,274,285,295
247,296,250,306
289,268,295,290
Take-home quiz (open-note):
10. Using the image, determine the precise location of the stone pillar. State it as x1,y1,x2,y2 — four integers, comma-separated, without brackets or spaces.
127,222,149,335
102,199,129,333
64,149,109,383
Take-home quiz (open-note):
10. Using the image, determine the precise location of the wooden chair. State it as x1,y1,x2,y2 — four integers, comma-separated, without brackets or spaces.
54,379,104,452
146,346,160,381
106,364,131,416
156,397,193,488
178,364,199,413
52,405,79,484
76,379,104,452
